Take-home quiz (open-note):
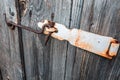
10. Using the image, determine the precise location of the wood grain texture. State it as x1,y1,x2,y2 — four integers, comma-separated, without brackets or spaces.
64,0,84,80
20,0,72,80
0,0,120,80
0,0,23,80
20,0,55,80
20,0,120,80
50,0,72,80
78,0,120,80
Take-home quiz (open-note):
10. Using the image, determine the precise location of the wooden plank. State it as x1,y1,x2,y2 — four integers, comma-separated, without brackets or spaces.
20,0,55,80
70,0,120,80
64,0,84,80
20,0,72,80
0,0,23,80
19,0,120,80
50,0,72,80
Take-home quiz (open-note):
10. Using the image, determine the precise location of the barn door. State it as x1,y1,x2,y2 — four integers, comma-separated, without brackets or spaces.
0,0,120,80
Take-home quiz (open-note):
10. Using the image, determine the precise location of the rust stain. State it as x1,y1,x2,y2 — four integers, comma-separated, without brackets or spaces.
109,38,119,56
74,30,80,46
75,30,92,50
110,38,118,43
96,49,112,59
47,20,55,27
51,34,64,40
45,27,57,32
97,48,116,59
75,39,92,50
99,53,112,59
96,38,119,59
109,43,119,56
75,36,80,46
104,49,112,57
75,40,113,59
109,52,116,57
42,20,62,40
111,43,117,47
42,20,57,34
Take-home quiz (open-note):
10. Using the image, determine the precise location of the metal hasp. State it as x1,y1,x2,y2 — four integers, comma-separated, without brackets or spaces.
38,20,120,59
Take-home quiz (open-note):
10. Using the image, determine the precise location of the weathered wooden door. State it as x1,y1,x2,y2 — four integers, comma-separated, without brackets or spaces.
0,0,120,80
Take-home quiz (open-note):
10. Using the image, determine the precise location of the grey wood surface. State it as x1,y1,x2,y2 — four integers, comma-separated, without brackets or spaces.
0,0,120,80
78,0,120,80
20,0,54,80
0,0,23,80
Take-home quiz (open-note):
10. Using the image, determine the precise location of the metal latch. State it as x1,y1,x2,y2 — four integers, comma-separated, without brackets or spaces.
38,20,119,59
4,13,119,59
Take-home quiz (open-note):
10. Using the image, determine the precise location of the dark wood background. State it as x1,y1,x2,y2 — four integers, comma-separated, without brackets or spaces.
0,0,120,80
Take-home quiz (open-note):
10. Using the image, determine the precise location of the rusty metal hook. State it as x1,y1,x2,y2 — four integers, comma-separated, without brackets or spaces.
3,13,57,45
3,13,43,34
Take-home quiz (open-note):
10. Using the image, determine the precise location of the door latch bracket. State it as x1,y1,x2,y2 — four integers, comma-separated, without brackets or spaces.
38,20,120,59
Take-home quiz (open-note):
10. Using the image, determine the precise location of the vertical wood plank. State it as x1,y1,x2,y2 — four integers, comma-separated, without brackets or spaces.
19,0,120,80
64,0,84,80
0,0,23,80
70,0,120,80
20,0,72,80
50,0,72,80
20,0,55,80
